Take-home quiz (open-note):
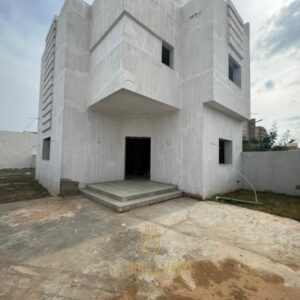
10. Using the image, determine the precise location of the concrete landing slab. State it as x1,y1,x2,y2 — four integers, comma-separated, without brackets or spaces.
88,180,178,201
81,188,183,212
81,180,183,212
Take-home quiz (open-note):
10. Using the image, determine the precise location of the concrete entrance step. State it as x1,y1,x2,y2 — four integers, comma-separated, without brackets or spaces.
86,181,178,202
80,187,183,212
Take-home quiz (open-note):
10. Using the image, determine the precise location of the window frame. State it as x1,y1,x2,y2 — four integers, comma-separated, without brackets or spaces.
228,55,241,88
42,137,51,161
219,138,233,165
161,42,174,69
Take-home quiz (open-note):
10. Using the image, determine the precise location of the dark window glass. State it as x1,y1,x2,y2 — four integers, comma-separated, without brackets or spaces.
162,45,170,67
42,137,51,161
228,55,241,88
219,140,225,164
219,139,232,165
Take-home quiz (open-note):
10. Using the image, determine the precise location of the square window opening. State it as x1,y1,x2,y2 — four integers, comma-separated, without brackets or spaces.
219,139,232,165
42,137,51,161
162,43,174,69
228,55,241,88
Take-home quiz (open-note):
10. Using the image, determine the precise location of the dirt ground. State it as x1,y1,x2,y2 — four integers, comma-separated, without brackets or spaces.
0,196,299,299
0,169,49,204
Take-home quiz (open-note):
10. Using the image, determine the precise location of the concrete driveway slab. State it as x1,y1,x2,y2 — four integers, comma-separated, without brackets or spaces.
0,196,299,299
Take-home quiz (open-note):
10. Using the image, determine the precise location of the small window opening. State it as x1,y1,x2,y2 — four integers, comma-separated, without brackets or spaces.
162,43,173,69
42,137,51,161
219,139,232,165
228,55,241,88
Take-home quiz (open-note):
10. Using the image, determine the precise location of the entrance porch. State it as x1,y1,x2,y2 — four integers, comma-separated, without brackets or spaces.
80,180,183,212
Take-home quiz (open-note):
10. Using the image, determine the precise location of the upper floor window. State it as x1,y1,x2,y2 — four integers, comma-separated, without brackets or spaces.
162,43,174,69
229,55,241,88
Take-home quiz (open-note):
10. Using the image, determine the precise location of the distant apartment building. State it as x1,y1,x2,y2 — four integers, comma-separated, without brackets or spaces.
255,126,268,141
243,119,267,141
242,119,255,141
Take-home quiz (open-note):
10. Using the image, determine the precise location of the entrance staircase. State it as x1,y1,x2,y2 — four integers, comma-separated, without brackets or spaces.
80,180,183,212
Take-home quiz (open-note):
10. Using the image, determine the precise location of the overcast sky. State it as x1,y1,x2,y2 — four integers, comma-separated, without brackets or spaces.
0,0,299,142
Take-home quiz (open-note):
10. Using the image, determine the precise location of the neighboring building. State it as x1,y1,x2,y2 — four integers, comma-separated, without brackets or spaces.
242,121,248,141
286,143,299,150
242,119,255,141
0,131,37,169
255,126,268,141
36,0,250,200
242,119,267,141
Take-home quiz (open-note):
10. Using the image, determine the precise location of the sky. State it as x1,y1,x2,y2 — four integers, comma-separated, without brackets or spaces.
0,0,299,143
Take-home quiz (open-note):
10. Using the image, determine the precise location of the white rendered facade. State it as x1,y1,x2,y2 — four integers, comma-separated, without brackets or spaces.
36,0,250,199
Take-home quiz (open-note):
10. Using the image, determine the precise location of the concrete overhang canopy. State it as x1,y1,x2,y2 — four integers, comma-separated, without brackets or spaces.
204,100,249,121
89,89,180,116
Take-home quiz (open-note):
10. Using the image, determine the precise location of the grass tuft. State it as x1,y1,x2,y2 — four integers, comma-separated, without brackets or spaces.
210,189,300,222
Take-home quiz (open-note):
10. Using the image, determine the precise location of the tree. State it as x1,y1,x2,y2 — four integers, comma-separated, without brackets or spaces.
280,129,291,146
243,122,279,152
262,123,278,151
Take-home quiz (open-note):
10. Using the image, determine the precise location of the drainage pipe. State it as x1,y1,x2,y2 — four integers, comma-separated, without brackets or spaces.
230,165,258,204
215,196,263,205
210,143,261,205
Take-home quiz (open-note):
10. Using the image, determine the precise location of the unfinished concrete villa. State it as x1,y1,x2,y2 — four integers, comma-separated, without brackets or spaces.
36,0,250,211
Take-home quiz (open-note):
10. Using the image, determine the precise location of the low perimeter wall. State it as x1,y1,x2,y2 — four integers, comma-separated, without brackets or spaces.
0,131,37,170
242,151,300,196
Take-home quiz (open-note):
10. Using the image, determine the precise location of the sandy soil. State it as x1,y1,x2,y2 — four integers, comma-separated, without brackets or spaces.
3,199,82,227
0,169,49,204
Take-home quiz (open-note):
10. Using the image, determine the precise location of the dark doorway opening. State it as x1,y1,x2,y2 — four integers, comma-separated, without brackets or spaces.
125,137,151,180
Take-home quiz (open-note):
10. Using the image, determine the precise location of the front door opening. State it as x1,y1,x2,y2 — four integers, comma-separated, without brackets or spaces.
125,137,151,180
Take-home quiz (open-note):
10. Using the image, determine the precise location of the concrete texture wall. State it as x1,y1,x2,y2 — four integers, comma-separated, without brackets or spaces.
36,2,69,195
124,0,176,46
0,131,37,169
88,13,180,111
242,152,300,196
202,107,243,198
88,17,124,107
178,0,214,195
210,0,250,120
90,0,123,50
37,0,250,197
122,15,180,109
60,0,182,191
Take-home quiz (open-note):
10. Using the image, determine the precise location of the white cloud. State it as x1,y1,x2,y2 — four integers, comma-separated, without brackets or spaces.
0,0,299,143
0,0,94,132
0,13,43,131
234,0,300,142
